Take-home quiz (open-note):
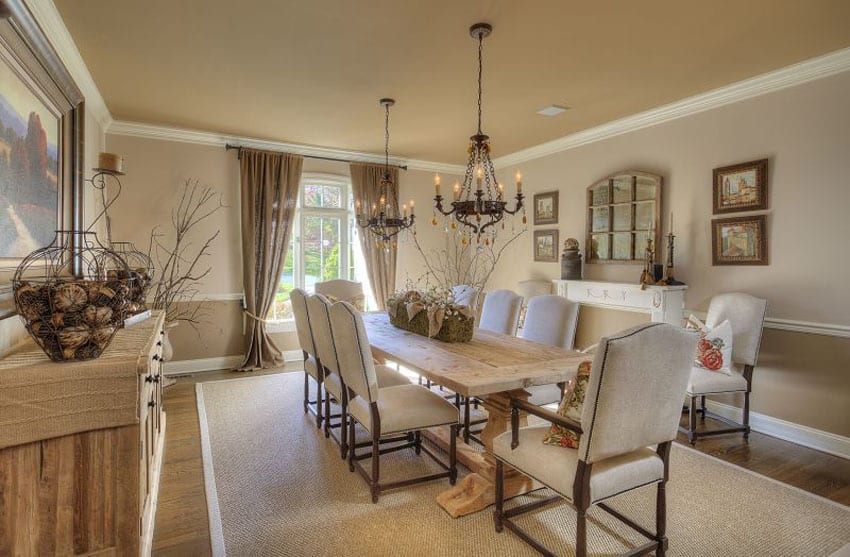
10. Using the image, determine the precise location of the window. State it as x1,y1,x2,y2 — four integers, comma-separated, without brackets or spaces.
267,174,369,330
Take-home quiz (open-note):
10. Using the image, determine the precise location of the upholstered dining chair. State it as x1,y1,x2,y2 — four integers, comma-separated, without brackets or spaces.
306,293,411,458
521,295,580,406
479,289,523,335
290,288,323,428
330,301,459,503
451,284,479,311
316,279,366,310
493,323,697,557
680,292,767,444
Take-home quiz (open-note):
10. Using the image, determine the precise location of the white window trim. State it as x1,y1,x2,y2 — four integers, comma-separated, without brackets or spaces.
267,172,353,331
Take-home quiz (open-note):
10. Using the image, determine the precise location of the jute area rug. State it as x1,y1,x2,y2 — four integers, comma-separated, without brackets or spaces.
196,372,850,557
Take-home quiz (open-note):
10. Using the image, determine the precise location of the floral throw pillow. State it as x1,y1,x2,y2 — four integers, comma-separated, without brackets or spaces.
542,361,592,448
693,319,734,375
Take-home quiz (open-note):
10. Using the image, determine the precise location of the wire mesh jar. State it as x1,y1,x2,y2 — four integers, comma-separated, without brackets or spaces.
13,231,132,361
109,241,154,316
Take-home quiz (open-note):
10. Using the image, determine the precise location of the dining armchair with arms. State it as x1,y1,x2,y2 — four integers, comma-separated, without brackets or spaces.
307,293,411,458
521,295,581,406
290,288,323,428
493,322,697,557
330,301,460,503
680,292,767,444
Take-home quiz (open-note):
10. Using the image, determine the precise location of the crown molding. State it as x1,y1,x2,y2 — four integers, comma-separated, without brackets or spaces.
24,0,113,130
107,120,466,175
493,46,850,168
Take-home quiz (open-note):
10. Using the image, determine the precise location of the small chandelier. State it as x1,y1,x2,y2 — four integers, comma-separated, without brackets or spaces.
432,22,524,245
356,98,415,247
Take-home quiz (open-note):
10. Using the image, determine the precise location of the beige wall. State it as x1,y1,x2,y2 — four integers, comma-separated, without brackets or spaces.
412,72,850,436
103,134,457,360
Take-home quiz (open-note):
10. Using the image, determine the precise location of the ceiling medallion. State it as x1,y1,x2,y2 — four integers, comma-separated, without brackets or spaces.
356,98,415,248
432,22,525,246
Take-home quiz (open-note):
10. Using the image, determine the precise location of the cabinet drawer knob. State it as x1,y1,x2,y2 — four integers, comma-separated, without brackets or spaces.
145,375,154,383
148,401,156,408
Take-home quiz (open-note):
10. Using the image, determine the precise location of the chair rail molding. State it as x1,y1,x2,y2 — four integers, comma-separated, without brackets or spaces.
685,310,850,339
107,120,466,175
494,46,850,168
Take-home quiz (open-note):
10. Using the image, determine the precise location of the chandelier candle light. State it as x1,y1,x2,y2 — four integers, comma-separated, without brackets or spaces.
432,22,524,245
356,98,415,249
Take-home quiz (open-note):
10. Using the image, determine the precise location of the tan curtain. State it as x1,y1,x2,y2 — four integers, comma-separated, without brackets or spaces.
349,163,398,310
238,149,303,371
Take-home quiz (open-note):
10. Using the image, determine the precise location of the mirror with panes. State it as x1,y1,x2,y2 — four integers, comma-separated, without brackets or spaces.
586,171,662,264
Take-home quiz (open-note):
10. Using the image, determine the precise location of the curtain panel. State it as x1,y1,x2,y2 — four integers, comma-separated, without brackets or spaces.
238,148,303,370
349,163,399,310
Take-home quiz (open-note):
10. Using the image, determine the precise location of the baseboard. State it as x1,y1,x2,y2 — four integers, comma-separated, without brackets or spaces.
163,351,304,376
704,400,850,460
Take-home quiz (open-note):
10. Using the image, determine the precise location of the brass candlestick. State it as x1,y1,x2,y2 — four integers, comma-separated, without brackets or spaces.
662,230,685,286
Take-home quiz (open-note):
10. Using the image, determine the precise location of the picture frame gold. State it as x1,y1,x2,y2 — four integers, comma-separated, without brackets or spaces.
712,159,768,214
533,190,558,225
711,214,768,266
533,229,558,262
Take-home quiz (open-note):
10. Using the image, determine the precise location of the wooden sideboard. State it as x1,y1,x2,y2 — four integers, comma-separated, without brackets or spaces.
0,311,167,556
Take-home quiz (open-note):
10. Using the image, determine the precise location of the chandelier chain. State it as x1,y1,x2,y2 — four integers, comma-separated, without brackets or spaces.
477,33,483,135
384,101,390,173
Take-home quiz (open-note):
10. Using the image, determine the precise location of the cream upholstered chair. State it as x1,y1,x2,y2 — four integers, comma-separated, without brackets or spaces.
479,289,523,335
290,288,323,428
451,284,479,311
521,295,580,406
306,294,410,458
680,292,767,444
493,323,697,557
316,279,365,310
330,301,459,503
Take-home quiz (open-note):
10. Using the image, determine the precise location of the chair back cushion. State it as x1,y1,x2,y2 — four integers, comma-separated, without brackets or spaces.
579,323,697,464
316,280,365,310
479,289,523,335
451,284,478,309
329,301,379,402
290,288,315,356
306,294,339,375
705,293,767,366
521,295,580,349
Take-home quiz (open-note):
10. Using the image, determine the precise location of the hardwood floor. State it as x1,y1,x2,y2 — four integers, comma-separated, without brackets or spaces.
152,368,850,556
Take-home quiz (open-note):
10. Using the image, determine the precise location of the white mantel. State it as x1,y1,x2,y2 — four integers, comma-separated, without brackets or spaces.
552,280,687,325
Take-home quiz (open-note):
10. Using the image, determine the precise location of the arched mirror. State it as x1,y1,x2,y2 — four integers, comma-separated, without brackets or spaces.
586,171,662,264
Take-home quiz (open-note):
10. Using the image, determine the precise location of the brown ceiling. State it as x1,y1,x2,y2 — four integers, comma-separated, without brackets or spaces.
55,0,850,164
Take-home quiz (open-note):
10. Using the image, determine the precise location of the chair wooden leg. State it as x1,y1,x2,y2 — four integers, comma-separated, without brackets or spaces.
414,430,422,455
315,381,324,429
493,459,504,533
449,424,457,485
339,397,348,459
699,395,706,420
655,480,668,556
347,413,356,472
576,508,587,557
688,396,697,445
371,432,380,503
303,372,309,413
323,390,331,438
743,391,751,439
463,398,471,444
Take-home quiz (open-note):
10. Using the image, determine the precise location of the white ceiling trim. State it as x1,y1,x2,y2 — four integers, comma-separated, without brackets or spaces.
107,120,466,175
493,46,850,168
25,0,113,130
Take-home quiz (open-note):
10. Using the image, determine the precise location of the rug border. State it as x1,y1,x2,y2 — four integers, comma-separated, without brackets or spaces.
196,382,227,557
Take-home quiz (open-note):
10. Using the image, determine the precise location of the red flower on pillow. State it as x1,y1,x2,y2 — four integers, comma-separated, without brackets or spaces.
697,338,713,353
700,347,724,371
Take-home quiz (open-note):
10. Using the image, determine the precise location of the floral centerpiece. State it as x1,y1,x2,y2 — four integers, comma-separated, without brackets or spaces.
386,288,474,343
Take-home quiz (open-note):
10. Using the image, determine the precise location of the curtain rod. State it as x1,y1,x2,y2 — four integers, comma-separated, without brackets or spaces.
225,144,408,170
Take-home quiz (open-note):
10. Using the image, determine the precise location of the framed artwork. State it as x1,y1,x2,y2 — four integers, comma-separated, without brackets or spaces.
586,171,662,264
533,229,558,262
712,159,768,214
0,8,84,319
533,191,558,225
712,215,768,265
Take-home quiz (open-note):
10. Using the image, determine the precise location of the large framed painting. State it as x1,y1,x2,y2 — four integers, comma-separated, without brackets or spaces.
712,159,768,214
533,191,558,225
533,229,558,262
712,215,768,266
0,4,84,319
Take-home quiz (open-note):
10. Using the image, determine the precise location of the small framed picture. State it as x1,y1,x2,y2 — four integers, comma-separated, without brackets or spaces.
712,215,768,265
712,159,768,214
533,229,559,262
533,191,559,225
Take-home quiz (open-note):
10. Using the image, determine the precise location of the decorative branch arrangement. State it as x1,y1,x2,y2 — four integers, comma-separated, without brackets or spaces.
409,226,525,298
147,179,224,331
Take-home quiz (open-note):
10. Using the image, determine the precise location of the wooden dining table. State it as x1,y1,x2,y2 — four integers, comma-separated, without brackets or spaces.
362,312,591,518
